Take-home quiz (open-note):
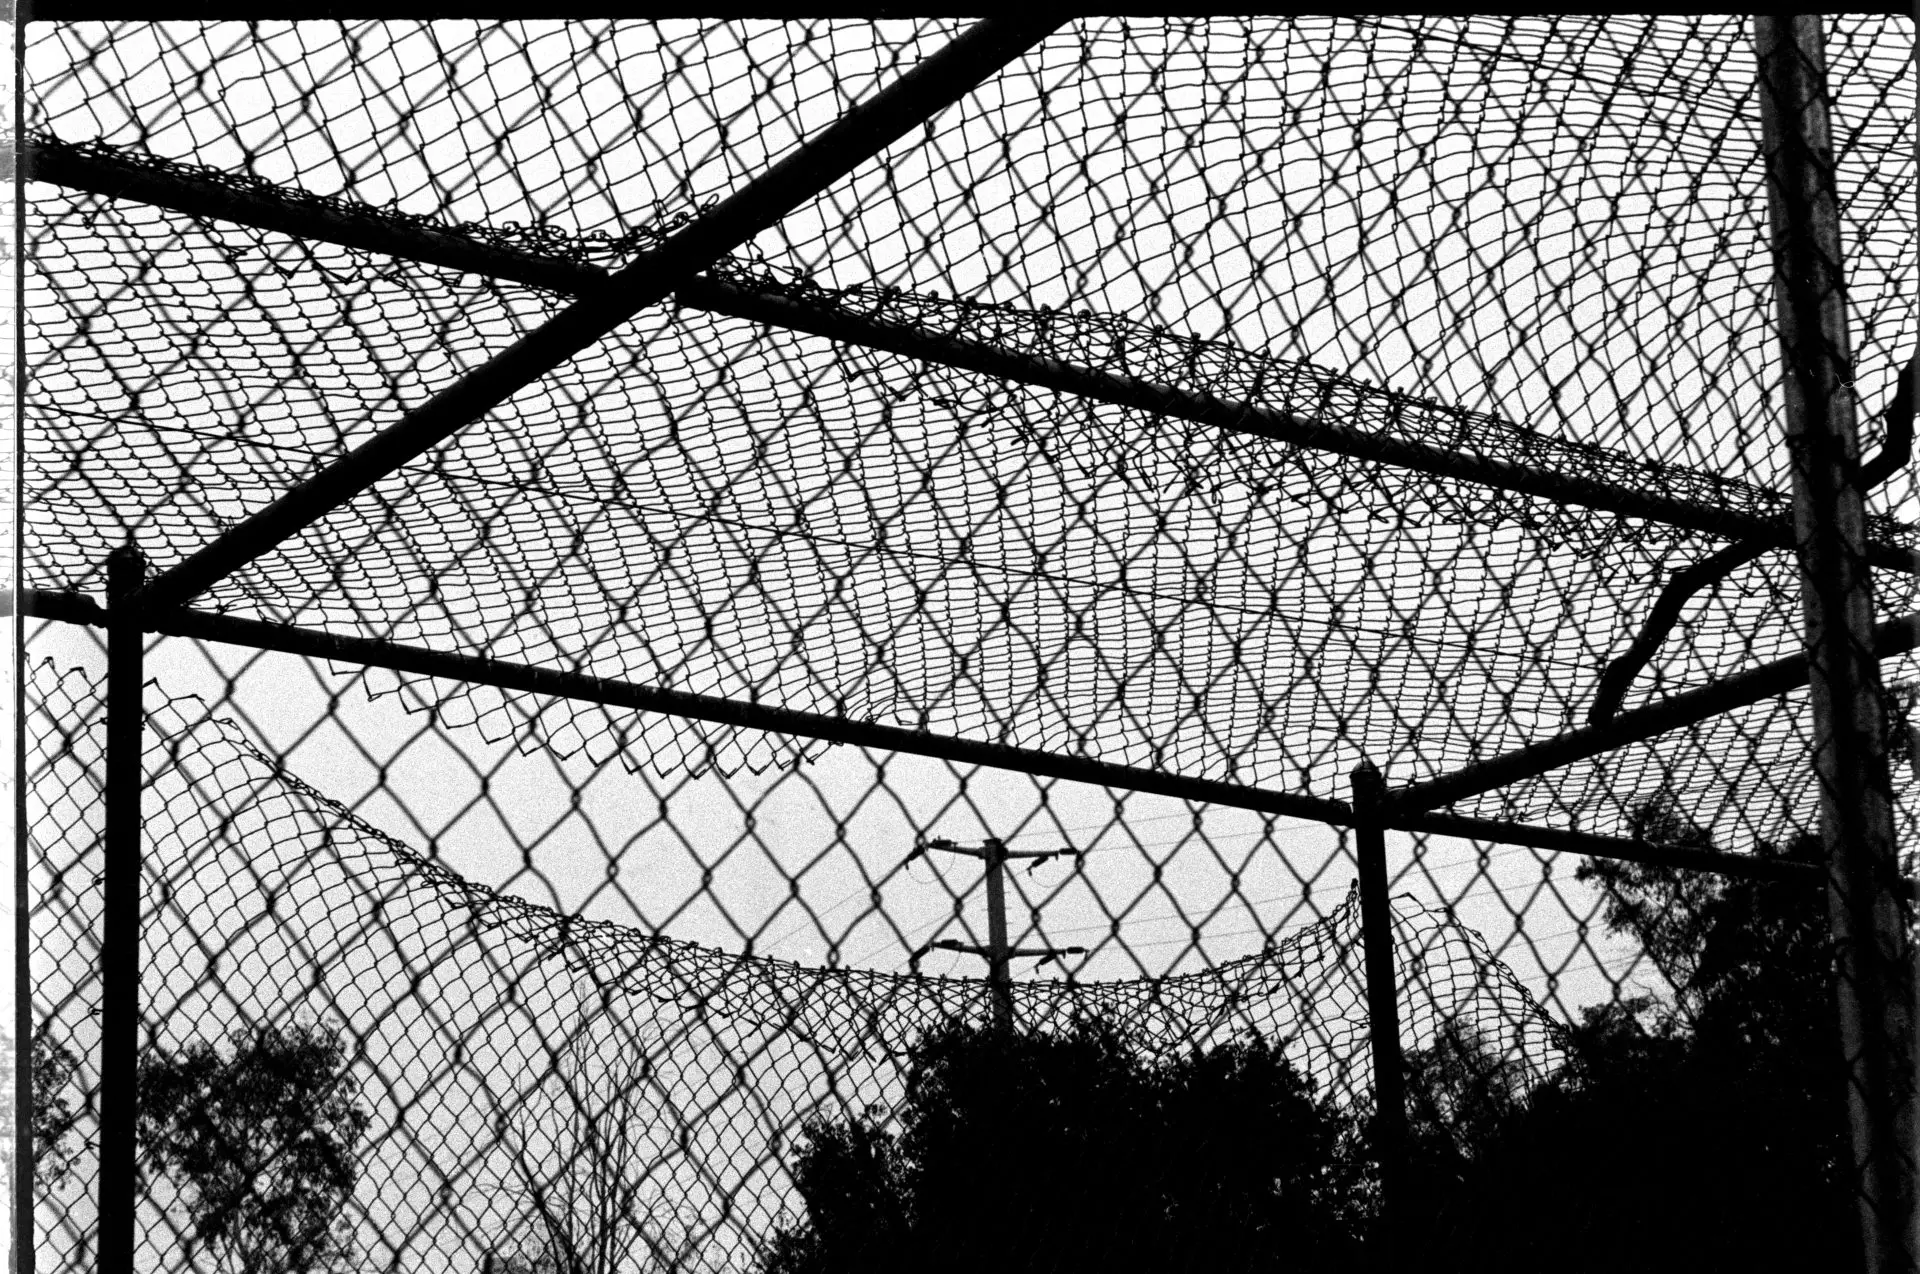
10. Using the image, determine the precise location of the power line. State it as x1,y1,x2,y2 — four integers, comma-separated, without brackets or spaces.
770,835,1604,966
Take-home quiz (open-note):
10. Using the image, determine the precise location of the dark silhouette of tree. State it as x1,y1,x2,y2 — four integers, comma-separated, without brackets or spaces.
1398,795,1856,1273
138,1021,371,1274
1399,1017,1531,1209
757,1019,1368,1274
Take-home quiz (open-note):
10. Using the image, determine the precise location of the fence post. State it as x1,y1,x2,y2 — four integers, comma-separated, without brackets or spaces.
14,566,31,1274
99,543,148,1274
1756,16,1919,1274
1352,760,1406,1267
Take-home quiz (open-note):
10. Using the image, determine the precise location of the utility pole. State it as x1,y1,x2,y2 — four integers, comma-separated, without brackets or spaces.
911,837,1086,1032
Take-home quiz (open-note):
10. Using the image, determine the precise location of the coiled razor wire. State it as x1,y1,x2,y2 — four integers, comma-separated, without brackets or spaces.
28,659,1566,1273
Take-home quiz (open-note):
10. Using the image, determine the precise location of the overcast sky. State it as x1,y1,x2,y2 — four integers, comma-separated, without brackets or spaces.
16,15,1915,1272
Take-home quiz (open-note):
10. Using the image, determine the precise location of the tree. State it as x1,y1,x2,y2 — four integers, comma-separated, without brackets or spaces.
1576,804,1839,1142
1397,794,1856,1273
486,1030,702,1274
758,1019,1368,1274
138,1021,371,1274
1577,790,1729,1022
1400,1019,1531,1189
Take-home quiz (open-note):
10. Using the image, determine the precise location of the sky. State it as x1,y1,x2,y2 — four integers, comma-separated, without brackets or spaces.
20,614,1633,1272
14,14,1915,1274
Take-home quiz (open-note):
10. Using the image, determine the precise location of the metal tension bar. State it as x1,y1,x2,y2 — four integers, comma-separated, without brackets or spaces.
124,14,1067,615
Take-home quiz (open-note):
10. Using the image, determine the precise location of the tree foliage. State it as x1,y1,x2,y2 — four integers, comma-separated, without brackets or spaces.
1397,796,1854,1273
1401,1019,1529,1176
758,1020,1368,1274
138,1021,371,1274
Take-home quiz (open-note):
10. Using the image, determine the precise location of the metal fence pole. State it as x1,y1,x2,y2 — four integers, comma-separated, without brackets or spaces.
98,543,148,1274
1756,16,1920,1273
1352,760,1406,1266
12,672,28,1274
13,551,31,1274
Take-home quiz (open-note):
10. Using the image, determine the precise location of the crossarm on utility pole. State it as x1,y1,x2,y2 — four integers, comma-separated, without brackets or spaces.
125,14,1066,615
912,837,1078,862
931,940,1087,961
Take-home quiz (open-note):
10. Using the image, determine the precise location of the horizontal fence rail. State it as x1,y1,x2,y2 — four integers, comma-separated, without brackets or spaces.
26,135,1919,574
13,587,1831,885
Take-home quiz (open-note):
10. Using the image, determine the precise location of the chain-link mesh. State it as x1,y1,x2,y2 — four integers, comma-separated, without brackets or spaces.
16,13,1917,1274
26,658,1566,1270
22,16,1916,846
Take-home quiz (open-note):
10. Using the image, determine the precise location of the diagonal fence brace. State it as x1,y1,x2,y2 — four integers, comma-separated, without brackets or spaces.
1393,610,1920,815
124,14,1067,615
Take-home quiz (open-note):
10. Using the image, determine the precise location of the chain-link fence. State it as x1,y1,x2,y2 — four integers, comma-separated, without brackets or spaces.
14,13,1917,1274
